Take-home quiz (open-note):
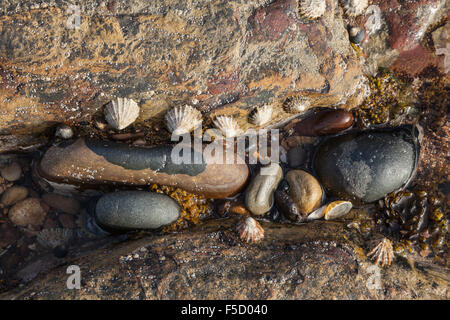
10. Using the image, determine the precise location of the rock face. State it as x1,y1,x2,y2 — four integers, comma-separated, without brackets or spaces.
314,128,418,204
95,191,180,230
0,0,365,136
37,138,249,198
1,219,448,300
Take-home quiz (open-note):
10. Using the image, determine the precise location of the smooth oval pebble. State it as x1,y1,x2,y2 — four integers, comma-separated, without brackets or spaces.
95,191,180,230
314,128,417,203
286,170,323,215
245,163,283,215
291,109,353,136
9,198,46,227
1,186,29,206
0,162,22,181
42,193,81,215
37,138,249,199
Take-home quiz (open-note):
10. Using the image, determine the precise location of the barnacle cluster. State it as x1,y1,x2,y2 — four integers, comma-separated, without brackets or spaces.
354,69,412,128
151,184,213,231
375,189,448,258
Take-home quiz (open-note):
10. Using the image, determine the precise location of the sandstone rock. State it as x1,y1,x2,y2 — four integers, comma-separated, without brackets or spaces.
0,162,22,182
37,138,249,199
1,186,29,206
41,193,81,215
8,198,46,227
0,0,364,136
245,163,283,215
95,191,180,230
286,170,323,214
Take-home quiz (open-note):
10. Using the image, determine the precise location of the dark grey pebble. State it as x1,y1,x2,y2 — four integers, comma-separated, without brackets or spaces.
349,27,364,44
314,129,418,204
95,191,180,230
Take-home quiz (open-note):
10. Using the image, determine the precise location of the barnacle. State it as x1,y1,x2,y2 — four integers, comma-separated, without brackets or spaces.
248,105,273,126
367,238,394,267
339,0,368,17
236,217,265,243
283,96,312,114
37,228,74,249
213,115,242,138
104,97,140,130
297,0,326,20
165,105,202,135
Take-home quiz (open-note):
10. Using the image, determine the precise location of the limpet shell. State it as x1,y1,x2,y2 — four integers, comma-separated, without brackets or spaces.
104,97,140,130
236,217,264,243
248,105,273,126
213,115,242,138
339,0,368,17
165,105,202,135
297,0,326,20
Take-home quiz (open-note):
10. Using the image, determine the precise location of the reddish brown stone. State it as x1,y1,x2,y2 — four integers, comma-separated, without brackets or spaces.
290,109,354,136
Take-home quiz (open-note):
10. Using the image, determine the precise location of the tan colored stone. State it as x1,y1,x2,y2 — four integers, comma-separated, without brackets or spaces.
286,170,322,214
1,186,29,206
8,198,46,227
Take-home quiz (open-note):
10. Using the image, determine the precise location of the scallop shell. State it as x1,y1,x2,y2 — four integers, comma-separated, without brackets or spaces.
249,105,273,126
165,105,202,135
283,96,312,114
37,228,74,249
324,201,353,220
236,217,264,243
213,115,242,138
104,97,140,130
340,0,368,17
298,0,326,20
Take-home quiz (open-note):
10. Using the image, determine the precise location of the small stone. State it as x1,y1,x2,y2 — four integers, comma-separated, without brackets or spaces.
290,109,354,136
58,213,76,229
95,191,181,230
286,170,323,215
9,198,46,227
0,162,22,181
1,186,29,206
0,223,20,250
245,163,283,216
287,146,308,168
41,193,81,215
349,26,364,44
55,124,74,139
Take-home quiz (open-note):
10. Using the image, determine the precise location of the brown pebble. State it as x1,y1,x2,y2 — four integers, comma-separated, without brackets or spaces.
0,162,22,181
58,213,76,229
111,132,145,141
1,186,29,206
42,193,81,215
8,198,46,227
230,204,250,215
43,217,59,229
291,109,353,136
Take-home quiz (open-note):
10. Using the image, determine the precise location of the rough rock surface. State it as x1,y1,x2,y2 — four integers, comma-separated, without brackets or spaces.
1,218,448,300
0,0,365,136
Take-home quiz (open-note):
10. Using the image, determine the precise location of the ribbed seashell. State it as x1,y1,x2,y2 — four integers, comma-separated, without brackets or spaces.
340,0,368,17
283,96,312,114
297,0,326,20
213,115,242,138
104,97,140,130
367,238,394,267
165,105,202,135
37,228,74,249
249,105,273,126
236,217,264,243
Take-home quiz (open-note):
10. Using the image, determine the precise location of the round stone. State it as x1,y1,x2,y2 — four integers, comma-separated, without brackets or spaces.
245,163,283,215
95,191,181,230
314,129,417,204
1,186,29,206
9,198,46,227
286,170,323,215
0,162,22,181
290,109,354,137
42,193,80,214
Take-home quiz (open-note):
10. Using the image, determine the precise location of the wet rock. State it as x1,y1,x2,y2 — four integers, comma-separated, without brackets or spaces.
0,0,365,136
37,138,249,199
286,170,323,215
0,223,19,250
0,162,22,182
58,214,76,229
290,109,354,136
41,193,81,215
95,191,180,230
1,186,29,206
245,163,283,215
314,129,418,204
8,198,46,227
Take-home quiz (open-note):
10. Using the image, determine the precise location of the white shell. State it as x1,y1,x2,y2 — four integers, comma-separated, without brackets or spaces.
324,201,353,220
283,96,312,113
165,105,202,135
340,0,368,17
367,238,394,267
55,124,74,139
104,97,140,130
213,115,242,138
249,105,273,126
298,0,326,20
236,217,264,243
306,205,326,221
37,228,74,249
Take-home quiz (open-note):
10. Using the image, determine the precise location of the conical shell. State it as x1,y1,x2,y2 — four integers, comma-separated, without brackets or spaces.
340,0,368,17
104,97,140,130
298,0,326,20
213,115,242,138
283,96,312,114
249,105,273,126
165,105,202,135
236,217,264,243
